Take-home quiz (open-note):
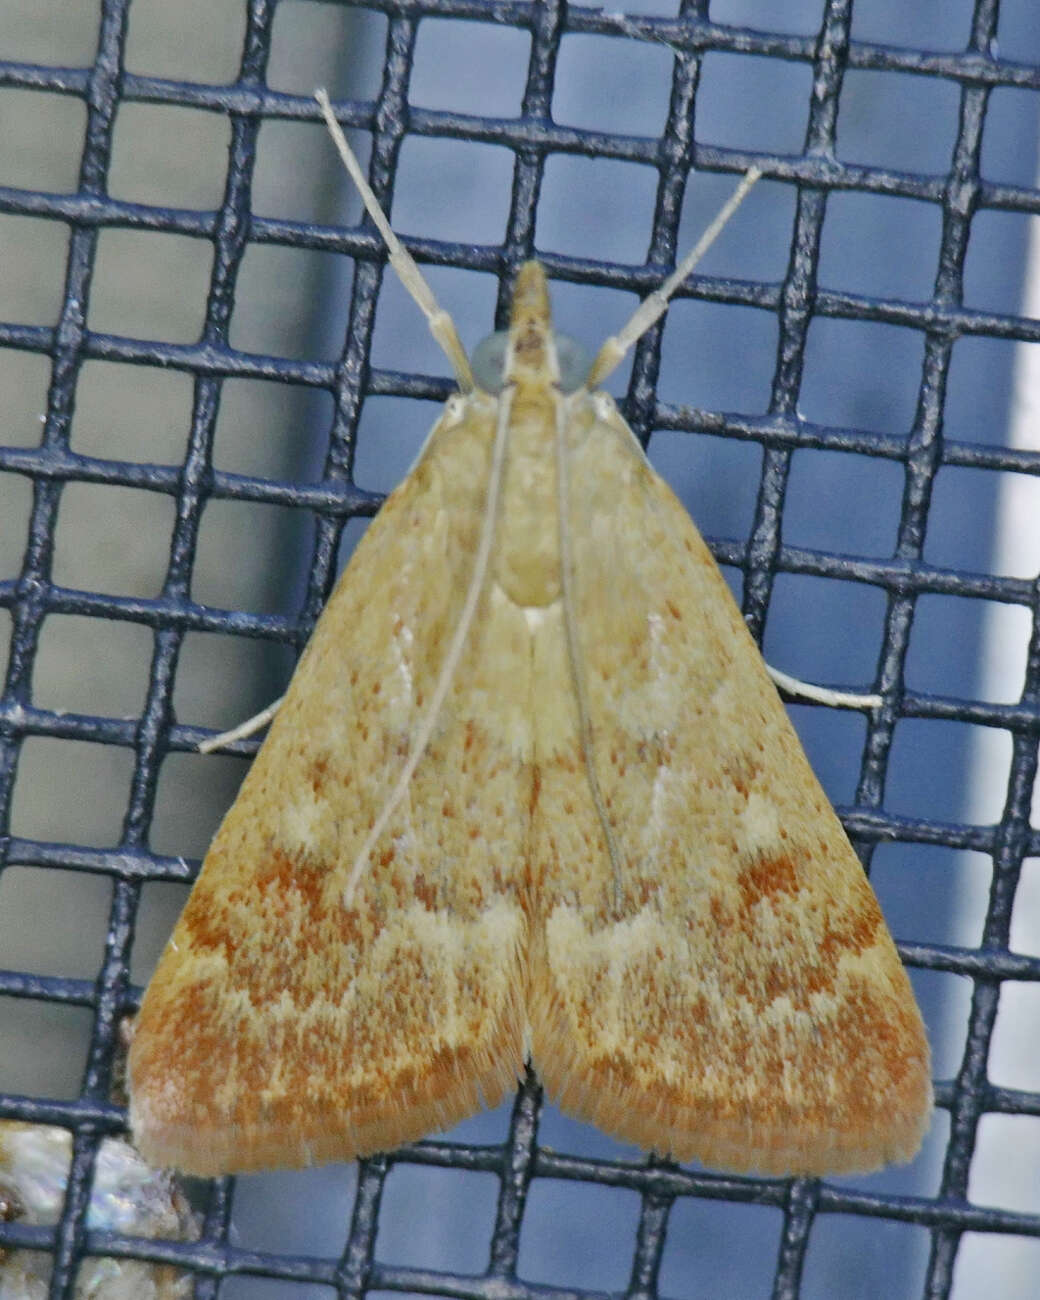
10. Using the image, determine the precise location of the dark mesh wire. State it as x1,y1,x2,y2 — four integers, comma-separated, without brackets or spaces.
1,0,1039,1297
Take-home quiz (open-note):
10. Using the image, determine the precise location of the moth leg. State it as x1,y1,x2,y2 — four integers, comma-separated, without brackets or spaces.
766,667,883,711
197,695,284,753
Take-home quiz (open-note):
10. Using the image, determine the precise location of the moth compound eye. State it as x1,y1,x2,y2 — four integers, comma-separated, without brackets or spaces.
555,335,591,393
471,331,509,393
472,330,590,393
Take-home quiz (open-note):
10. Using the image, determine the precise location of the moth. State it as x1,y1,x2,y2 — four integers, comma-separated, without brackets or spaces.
128,91,932,1178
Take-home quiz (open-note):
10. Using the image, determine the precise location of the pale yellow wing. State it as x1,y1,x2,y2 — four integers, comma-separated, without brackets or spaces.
129,393,531,1175
528,391,932,1176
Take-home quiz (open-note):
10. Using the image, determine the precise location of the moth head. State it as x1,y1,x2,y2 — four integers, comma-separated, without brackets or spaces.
471,329,591,395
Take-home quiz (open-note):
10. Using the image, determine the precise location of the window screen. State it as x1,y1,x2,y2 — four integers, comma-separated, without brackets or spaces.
1,1,1039,1298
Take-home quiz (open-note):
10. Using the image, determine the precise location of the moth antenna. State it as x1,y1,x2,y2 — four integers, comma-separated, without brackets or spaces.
554,398,625,913
316,88,475,391
586,167,762,389
342,389,515,907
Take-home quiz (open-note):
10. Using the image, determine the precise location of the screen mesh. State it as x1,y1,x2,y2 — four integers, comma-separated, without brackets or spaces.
1,1,1039,1297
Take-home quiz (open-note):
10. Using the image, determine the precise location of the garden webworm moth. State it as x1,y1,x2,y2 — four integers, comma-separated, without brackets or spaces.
128,92,932,1177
